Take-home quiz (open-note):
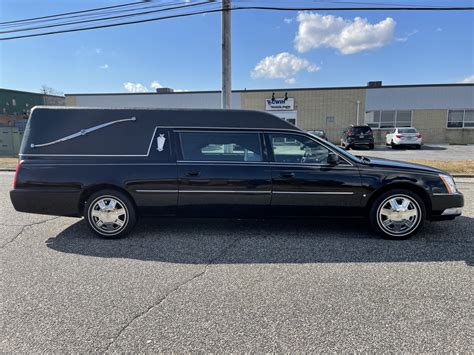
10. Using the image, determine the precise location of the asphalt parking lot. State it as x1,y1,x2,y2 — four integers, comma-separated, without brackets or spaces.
348,144,474,161
1,171,473,352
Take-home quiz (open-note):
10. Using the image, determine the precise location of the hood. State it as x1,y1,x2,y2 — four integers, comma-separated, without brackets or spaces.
361,156,445,175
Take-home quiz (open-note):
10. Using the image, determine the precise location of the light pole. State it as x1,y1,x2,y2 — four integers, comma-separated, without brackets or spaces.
221,0,231,109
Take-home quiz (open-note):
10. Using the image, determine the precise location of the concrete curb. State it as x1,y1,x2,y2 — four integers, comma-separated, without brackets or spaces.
452,175,474,178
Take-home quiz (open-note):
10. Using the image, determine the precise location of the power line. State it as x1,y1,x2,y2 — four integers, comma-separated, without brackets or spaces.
312,0,452,7
0,1,148,25
0,1,216,34
0,0,189,29
1,4,472,41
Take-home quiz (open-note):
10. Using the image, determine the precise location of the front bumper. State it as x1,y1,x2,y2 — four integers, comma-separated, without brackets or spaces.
429,192,464,221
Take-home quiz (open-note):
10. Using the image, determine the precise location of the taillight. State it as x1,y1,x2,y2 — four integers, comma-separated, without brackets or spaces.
347,130,353,136
13,160,22,189
395,134,401,138
416,133,422,138
368,130,373,136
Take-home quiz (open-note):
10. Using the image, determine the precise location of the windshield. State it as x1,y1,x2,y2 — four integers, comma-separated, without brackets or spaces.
352,126,372,134
309,135,363,163
398,128,417,133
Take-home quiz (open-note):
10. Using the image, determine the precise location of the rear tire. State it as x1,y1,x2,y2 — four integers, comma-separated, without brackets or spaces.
369,143,374,150
369,189,425,239
415,145,421,149
84,189,137,239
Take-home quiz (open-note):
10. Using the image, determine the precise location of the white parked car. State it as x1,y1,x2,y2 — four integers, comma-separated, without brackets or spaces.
386,127,423,149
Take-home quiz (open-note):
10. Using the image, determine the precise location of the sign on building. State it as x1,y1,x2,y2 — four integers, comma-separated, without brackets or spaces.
265,95,297,125
265,97,294,111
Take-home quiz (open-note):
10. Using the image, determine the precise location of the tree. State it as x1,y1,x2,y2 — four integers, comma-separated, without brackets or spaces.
40,85,63,96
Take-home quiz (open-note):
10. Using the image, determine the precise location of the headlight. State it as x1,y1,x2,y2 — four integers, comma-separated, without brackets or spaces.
439,174,457,194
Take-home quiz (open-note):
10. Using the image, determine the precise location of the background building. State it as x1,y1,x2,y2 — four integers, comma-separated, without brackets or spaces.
0,88,65,156
66,82,474,145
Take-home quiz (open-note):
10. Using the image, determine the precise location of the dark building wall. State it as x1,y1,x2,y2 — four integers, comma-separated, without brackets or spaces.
0,89,65,118
0,89,44,117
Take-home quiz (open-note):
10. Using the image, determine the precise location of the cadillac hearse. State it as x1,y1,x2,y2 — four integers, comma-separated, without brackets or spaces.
10,107,464,239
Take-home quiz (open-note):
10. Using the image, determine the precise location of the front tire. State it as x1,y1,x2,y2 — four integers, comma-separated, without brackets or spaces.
84,189,137,239
369,189,425,239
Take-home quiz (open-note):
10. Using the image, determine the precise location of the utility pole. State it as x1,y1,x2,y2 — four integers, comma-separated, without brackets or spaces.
221,0,231,109
356,100,360,125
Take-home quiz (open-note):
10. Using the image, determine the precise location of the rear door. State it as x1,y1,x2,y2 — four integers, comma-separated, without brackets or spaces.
176,130,271,217
267,132,363,217
126,128,178,216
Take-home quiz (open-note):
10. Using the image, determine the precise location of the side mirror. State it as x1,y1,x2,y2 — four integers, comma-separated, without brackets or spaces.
327,152,340,165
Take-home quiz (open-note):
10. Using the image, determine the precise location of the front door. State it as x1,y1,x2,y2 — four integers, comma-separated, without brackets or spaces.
267,132,363,217
177,130,271,217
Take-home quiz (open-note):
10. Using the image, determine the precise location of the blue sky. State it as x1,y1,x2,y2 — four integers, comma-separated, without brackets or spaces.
0,0,473,94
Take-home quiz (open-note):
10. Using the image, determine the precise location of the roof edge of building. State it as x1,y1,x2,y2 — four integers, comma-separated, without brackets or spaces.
65,83,474,97
0,88,64,98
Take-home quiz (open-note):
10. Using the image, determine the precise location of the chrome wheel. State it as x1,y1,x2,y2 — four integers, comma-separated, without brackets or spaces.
377,194,421,237
88,196,128,236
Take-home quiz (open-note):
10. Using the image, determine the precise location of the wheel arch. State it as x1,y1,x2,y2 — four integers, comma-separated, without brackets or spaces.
365,182,432,218
79,184,136,215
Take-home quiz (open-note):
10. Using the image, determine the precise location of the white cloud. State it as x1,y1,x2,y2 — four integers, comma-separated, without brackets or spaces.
251,52,320,82
123,82,149,93
99,64,109,69
150,81,163,90
95,48,102,54
284,18,293,24
436,27,443,32
285,78,296,84
294,12,396,54
395,29,418,42
460,75,474,84
173,89,189,92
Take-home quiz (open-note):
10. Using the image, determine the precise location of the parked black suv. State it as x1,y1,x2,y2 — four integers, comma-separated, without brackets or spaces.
11,107,463,240
341,125,374,150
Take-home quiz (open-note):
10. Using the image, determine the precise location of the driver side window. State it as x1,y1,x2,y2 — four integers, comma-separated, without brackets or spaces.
269,133,330,164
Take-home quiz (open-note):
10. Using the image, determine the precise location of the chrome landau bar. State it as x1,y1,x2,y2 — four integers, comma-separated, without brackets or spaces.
30,117,137,148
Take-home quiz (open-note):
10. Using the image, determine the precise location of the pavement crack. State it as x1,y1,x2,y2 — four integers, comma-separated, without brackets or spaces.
0,217,61,249
104,235,243,352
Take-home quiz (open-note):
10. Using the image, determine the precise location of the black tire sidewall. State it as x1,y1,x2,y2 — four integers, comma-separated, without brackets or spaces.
369,189,426,239
84,189,137,239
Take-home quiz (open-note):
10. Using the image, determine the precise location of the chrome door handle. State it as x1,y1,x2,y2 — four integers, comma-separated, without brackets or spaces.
186,171,200,177
280,172,295,178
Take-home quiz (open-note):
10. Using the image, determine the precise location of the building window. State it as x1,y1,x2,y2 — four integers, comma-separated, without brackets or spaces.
365,110,412,129
447,109,474,128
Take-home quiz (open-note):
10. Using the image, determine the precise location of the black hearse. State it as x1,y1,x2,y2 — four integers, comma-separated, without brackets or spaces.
11,107,463,239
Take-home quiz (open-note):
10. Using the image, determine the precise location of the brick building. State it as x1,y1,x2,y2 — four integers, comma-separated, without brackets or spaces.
66,82,474,144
